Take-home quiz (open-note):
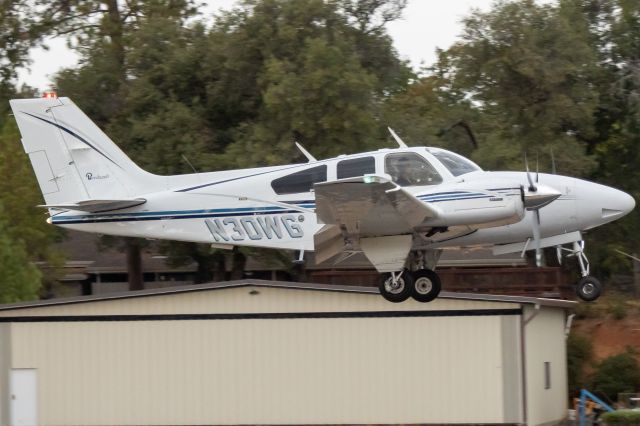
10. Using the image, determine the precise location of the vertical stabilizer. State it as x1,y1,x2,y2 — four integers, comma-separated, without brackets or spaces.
9,97,161,205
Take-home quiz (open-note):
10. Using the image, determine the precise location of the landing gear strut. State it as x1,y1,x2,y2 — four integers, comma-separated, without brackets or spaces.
379,269,442,303
560,241,602,302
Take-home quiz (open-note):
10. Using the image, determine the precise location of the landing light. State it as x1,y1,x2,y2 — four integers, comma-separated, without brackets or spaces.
363,175,378,184
42,91,57,99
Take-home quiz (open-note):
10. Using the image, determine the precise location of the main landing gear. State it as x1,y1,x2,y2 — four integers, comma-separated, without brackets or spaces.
379,269,442,303
560,241,602,302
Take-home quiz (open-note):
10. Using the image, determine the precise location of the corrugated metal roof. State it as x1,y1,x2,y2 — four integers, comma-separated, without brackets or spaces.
0,279,576,311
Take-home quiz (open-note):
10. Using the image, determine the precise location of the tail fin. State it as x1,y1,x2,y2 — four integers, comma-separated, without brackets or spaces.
9,97,160,205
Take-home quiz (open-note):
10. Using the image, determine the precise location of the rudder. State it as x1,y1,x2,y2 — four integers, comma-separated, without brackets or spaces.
9,97,160,205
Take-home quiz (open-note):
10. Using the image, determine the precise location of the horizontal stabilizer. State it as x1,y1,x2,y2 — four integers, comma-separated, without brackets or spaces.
40,198,146,213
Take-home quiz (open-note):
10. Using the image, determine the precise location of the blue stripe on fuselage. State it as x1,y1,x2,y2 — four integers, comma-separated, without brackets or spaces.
50,203,314,225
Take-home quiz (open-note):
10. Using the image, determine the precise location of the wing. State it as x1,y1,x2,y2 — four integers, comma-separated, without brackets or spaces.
313,176,440,263
312,175,526,265
40,198,146,213
314,176,440,236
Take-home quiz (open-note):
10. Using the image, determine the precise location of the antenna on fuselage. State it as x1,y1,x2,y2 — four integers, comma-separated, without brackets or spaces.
295,141,317,162
387,127,408,148
181,154,198,173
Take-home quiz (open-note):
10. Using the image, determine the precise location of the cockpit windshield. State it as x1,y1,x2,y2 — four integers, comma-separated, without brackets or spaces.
385,153,442,186
429,149,481,177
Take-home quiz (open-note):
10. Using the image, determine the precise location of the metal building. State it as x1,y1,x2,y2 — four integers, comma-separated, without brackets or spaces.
0,280,574,426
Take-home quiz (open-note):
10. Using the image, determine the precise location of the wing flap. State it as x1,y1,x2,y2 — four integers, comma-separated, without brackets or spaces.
40,198,146,213
314,176,439,237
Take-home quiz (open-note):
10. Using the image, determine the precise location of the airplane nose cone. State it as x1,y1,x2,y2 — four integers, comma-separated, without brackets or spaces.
601,188,635,220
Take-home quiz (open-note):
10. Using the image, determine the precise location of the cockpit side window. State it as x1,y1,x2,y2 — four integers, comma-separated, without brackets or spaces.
337,156,375,179
384,153,442,187
430,150,480,177
271,165,327,194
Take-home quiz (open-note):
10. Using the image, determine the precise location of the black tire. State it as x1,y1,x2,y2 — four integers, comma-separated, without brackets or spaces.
576,276,602,302
379,271,413,303
411,269,442,303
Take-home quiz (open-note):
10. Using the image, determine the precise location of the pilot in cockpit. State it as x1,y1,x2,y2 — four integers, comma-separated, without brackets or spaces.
392,157,413,186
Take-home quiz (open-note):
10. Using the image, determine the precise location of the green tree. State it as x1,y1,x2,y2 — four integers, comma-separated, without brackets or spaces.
0,112,65,294
202,0,412,166
567,332,593,396
579,0,640,279
590,351,640,402
421,0,600,174
0,203,41,302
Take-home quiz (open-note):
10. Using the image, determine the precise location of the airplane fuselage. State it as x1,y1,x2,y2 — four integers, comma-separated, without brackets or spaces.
49,148,633,256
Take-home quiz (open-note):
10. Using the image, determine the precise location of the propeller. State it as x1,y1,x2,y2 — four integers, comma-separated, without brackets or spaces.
522,152,561,267
532,209,542,267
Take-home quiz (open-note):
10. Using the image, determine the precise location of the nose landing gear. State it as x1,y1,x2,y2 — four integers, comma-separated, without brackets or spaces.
560,241,602,302
379,269,442,303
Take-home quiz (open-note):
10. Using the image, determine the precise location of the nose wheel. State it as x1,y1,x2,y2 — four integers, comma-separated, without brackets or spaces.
559,241,603,302
576,276,602,302
379,269,442,303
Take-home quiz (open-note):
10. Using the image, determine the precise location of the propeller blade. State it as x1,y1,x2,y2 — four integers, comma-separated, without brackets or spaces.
535,152,539,184
525,153,537,192
532,209,542,267
556,245,562,265
550,148,557,174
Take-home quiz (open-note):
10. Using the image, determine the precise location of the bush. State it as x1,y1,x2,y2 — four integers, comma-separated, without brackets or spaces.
568,333,593,395
600,410,640,425
591,352,640,402
574,302,598,319
609,301,628,320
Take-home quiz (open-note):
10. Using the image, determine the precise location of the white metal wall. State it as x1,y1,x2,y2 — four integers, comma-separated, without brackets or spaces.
524,305,568,426
0,287,566,426
0,286,565,426
9,315,513,425
0,324,10,426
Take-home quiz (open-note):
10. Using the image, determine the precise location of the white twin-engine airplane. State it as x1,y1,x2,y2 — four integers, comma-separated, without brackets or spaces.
10,96,636,303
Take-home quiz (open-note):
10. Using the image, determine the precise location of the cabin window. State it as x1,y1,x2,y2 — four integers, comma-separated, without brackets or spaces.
384,153,442,186
430,150,480,176
271,165,327,194
337,157,376,179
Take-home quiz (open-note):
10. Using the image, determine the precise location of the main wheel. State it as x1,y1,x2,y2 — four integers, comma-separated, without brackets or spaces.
576,276,602,302
411,269,442,303
379,271,413,303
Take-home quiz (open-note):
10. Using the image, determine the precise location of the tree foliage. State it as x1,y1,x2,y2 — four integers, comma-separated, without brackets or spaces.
0,206,41,303
567,332,593,396
590,351,640,402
